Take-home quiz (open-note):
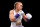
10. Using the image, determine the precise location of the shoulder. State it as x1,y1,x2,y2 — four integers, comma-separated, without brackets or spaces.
9,9,14,14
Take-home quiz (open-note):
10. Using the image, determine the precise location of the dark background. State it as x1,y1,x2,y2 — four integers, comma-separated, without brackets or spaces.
8,0,32,27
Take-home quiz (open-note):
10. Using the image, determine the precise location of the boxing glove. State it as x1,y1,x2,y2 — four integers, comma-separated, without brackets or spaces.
26,13,32,21
14,10,24,19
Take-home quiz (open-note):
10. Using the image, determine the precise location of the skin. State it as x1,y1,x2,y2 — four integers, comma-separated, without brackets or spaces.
9,2,27,22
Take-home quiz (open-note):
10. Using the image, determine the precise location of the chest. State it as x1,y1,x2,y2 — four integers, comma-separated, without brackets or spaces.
14,10,22,21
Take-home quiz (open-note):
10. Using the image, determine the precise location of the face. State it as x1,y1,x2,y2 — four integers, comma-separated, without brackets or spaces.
16,2,23,10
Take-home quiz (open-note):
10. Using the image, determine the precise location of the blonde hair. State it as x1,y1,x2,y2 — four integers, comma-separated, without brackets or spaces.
14,2,22,9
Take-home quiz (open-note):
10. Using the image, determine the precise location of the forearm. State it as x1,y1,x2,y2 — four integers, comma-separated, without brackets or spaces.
23,14,27,22
9,14,16,22
10,18,16,22
9,13,20,22
23,18,27,22
9,16,16,22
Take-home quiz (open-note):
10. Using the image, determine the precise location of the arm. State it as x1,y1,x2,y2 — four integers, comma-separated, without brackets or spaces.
9,10,16,22
22,14,27,22
22,13,32,22
9,10,23,22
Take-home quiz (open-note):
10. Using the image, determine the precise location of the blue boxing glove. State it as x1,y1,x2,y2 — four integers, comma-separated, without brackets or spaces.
26,13,32,21
14,10,24,19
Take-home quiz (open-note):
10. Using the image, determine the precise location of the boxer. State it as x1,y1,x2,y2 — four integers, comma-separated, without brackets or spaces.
9,2,32,27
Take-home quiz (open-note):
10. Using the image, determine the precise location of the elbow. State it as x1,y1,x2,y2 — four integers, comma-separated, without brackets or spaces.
9,16,16,22
9,18,16,22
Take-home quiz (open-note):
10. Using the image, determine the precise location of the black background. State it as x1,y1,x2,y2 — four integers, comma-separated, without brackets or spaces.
2,0,32,27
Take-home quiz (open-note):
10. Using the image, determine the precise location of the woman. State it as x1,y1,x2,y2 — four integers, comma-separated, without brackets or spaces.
9,2,32,27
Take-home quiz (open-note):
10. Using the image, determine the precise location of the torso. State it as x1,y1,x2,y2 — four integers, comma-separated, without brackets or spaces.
11,9,22,26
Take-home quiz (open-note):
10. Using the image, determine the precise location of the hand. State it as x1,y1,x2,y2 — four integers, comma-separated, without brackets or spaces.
26,13,32,21
14,10,24,19
26,13,32,19
18,10,24,16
